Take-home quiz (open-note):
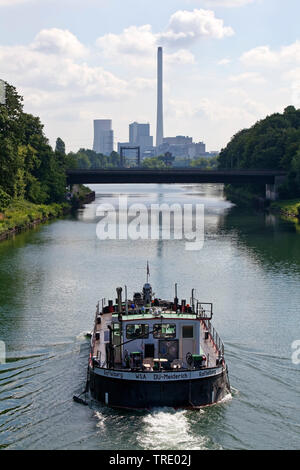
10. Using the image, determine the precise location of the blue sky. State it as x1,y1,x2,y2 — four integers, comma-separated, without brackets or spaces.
0,0,300,151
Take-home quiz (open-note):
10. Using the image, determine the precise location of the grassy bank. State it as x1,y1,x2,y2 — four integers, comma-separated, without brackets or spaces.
270,199,300,221
0,186,95,241
0,199,70,239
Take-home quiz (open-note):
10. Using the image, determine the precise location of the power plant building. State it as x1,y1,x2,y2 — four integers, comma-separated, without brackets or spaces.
159,136,206,159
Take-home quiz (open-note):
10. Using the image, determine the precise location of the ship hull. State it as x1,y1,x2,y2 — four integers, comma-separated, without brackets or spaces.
88,366,230,409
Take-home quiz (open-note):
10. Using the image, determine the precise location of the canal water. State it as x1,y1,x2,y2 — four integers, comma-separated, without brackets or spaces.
0,184,299,450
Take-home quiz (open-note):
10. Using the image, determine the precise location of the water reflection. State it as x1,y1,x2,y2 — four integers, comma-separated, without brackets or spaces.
220,205,300,273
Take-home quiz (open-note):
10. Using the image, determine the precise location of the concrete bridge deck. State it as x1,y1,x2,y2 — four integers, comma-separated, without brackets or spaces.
66,168,287,186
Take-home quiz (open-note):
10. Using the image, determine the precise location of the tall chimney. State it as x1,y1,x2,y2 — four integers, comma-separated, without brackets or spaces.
156,46,164,148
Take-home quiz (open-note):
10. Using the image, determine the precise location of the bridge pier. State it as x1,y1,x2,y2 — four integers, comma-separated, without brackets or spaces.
265,176,286,201
71,184,80,195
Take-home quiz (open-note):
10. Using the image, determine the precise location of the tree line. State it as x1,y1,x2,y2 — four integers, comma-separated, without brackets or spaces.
0,83,74,211
218,106,300,198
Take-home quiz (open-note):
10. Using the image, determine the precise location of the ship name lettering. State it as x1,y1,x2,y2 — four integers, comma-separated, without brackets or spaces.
104,371,123,379
198,369,216,377
135,373,147,380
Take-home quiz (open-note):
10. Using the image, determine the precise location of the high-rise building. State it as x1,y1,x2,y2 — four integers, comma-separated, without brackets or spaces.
156,47,164,148
129,122,150,144
93,119,114,155
129,122,153,157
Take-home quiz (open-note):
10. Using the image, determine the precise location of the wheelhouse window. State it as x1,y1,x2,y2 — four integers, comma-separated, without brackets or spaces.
182,325,194,338
153,324,176,339
126,324,149,339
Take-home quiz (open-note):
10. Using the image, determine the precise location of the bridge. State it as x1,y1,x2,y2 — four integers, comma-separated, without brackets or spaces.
66,169,288,200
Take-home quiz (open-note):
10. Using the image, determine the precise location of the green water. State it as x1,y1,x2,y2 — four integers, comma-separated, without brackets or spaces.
0,184,299,450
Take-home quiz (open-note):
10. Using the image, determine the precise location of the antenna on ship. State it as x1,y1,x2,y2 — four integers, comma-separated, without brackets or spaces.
146,261,150,283
174,283,178,306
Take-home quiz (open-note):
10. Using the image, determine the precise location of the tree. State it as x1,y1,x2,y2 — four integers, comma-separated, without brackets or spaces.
55,137,66,155
0,187,12,212
142,157,167,169
0,82,69,204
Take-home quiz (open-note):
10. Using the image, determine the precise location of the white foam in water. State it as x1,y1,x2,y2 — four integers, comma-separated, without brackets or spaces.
94,411,106,429
219,392,233,404
138,408,209,450
76,331,92,341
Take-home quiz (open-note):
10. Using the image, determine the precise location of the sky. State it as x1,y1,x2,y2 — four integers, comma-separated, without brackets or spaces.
0,0,300,152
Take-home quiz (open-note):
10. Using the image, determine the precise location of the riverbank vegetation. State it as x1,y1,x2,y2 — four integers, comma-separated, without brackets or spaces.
270,200,300,219
218,106,300,206
0,82,93,239
0,83,75,205
0,199,68,239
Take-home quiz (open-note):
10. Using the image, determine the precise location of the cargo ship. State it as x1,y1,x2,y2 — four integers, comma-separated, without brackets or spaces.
86,269,231,409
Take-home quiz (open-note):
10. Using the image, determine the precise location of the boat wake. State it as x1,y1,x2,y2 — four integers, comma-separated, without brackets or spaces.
75,331,92,341
218,392,233,404
94,411,107,430
137,408,212,450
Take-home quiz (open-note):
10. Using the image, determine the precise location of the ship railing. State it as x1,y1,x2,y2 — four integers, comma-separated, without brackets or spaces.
202,319,225,357
195,302,213,320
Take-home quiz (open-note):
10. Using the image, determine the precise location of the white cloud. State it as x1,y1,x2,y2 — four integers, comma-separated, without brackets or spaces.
96,25,157,67
229,72,266,84
96,24,196,68
159,9,234,46
32,28,88,58
239,41,300,108
218,58,231,65
241,41,300,67
167,96,259,122
96,9,232,68
0,31,128,100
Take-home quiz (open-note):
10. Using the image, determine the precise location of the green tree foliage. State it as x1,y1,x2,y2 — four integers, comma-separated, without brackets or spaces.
218,106,300,198
0,82,69,204
142,156,167,169
0,187,11,212
190,156,219,169
55,137,66,155
68,148,121,169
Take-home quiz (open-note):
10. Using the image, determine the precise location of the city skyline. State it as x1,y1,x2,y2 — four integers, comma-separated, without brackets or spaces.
0,1,299,152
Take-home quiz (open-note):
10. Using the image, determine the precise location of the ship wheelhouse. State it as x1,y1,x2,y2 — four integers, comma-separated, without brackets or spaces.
91,283,225,373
